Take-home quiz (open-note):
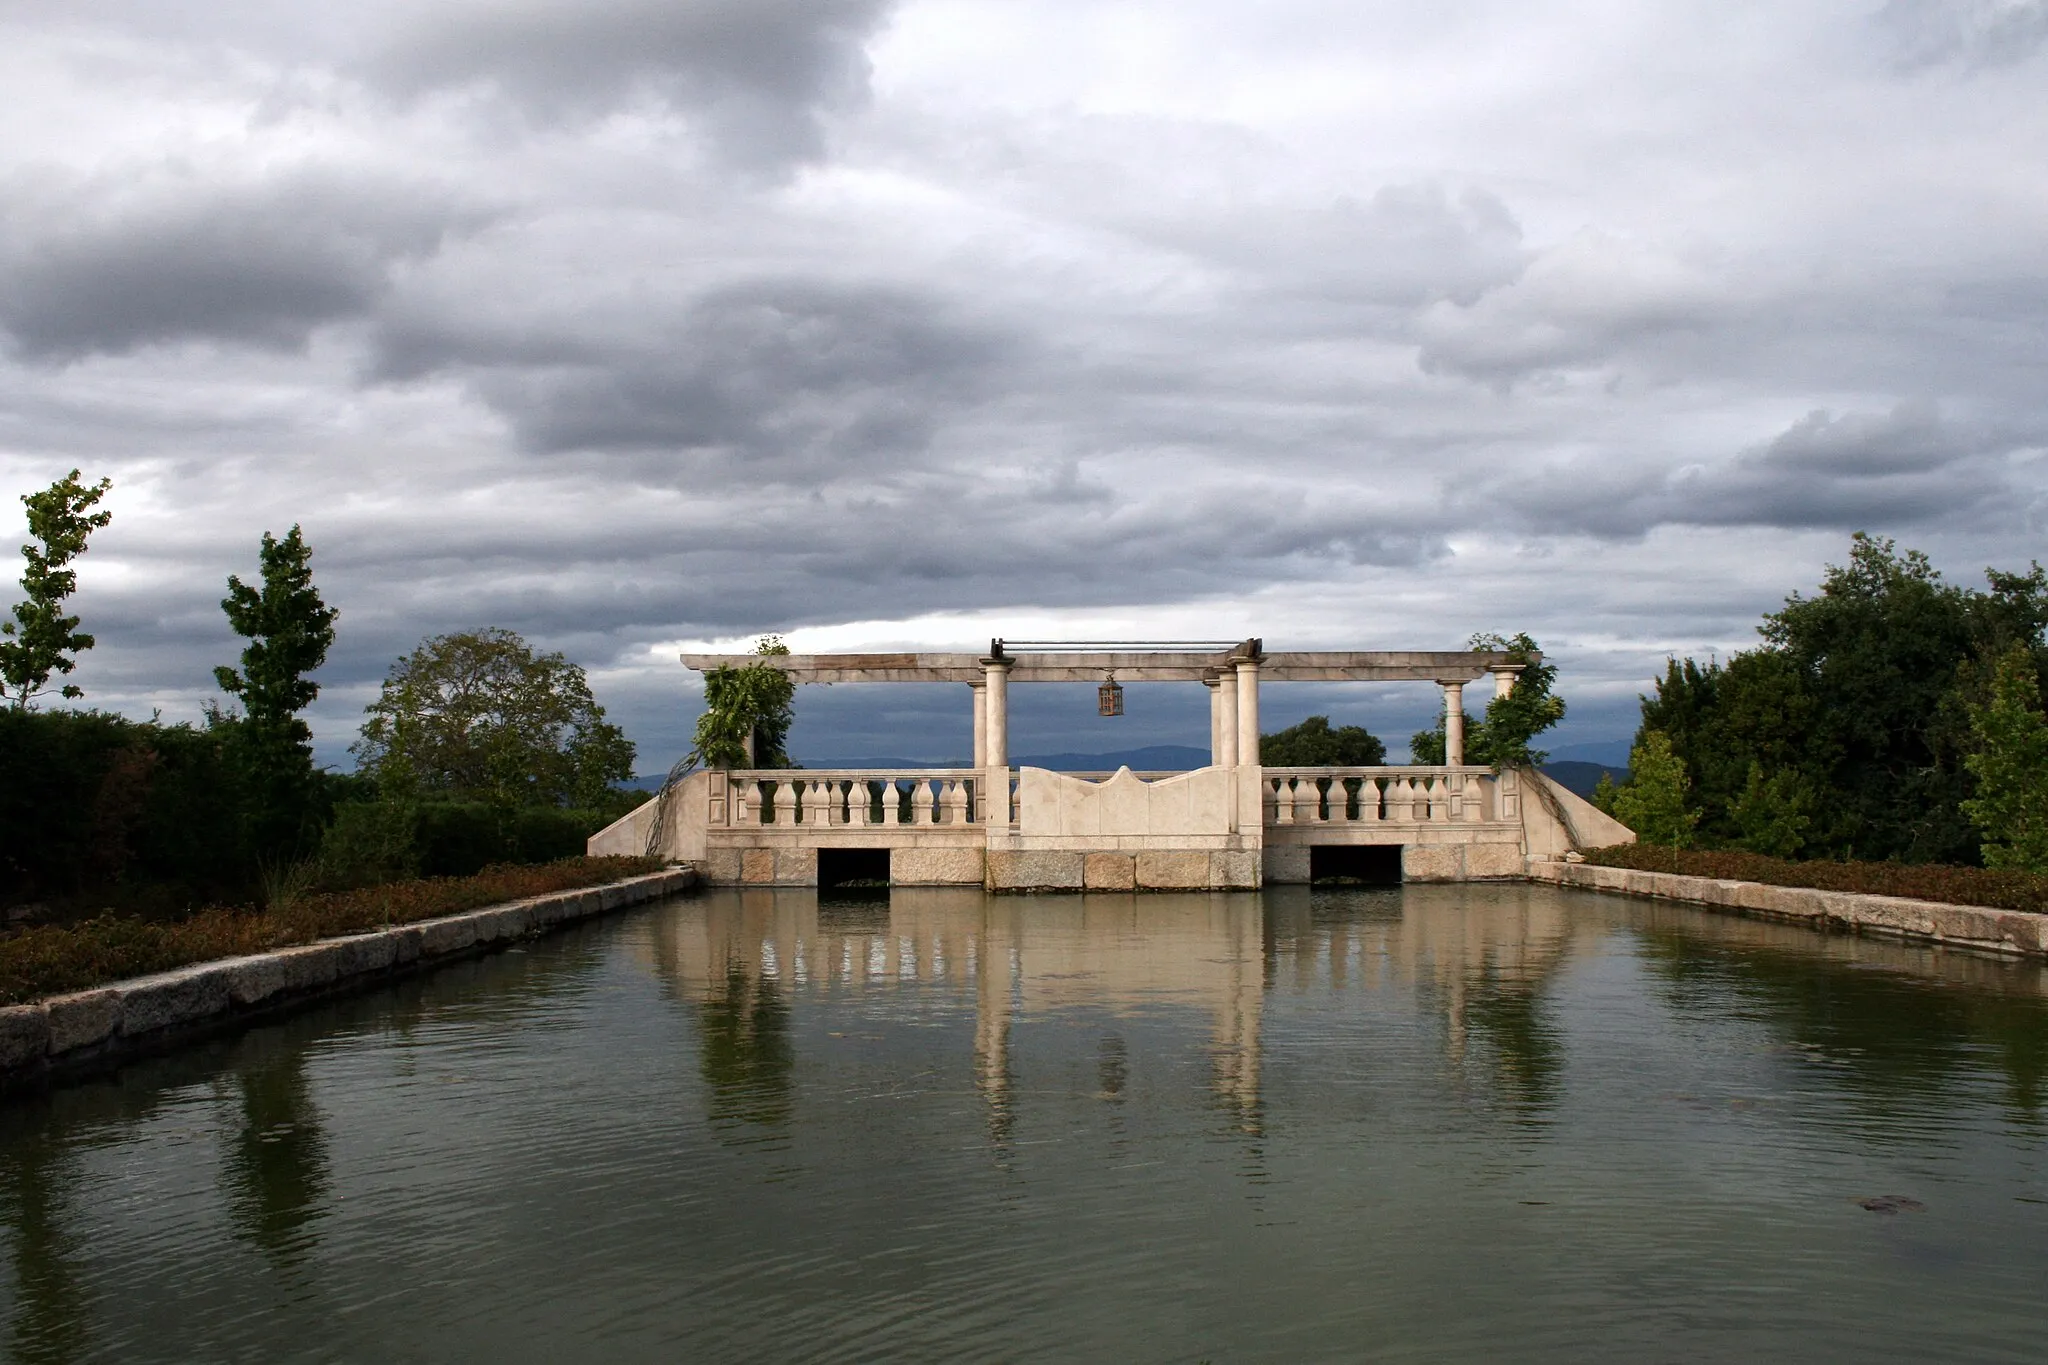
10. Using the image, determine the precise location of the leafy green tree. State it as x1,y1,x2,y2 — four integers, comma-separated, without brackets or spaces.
1634,534,2048,863
1411,633,1564,766
1409,718,1448,765
1260,715,1385,766
1638,650,1821,848
1,470,113,709
1729,761,1813,859
354,628,636,807
1961,646,2048,871
1611,730,1699,847
1471,632,1565,767
214,526,338,854
692,636,797,769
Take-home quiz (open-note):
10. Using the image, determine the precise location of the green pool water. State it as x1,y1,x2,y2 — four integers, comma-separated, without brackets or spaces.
3,883,2047,1362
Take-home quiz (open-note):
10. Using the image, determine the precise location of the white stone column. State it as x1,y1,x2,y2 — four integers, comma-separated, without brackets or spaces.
1441,680,1465,767
1218,670,1238,769
1492,667,1517,700
983,658,1011,827
1206,676,1224,767
1234,653,1260,836
971,681,987,768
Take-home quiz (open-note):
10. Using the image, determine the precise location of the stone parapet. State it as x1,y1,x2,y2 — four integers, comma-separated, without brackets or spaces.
1529,859,2048,959
0,867,699,1091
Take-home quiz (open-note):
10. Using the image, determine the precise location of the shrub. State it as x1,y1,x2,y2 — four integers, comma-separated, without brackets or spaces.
0,856,663,1005
1581,843,2048,915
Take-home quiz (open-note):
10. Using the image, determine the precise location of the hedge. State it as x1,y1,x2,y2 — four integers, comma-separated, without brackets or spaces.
1582,844,2048,916
0,855,663,1006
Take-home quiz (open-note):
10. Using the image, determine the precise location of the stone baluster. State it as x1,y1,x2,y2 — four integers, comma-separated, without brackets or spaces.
1357,777,1381,822
1390,776,1415,822
911,778,935,825
945,779,970,825
1294,778,1321,825
883,779,904,825
832,779,853,825
733,777,754,826
805,779,829,827
1429,776,1451,823
1271,777,1293,824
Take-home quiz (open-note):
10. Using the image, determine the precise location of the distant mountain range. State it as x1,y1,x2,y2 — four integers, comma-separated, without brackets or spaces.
1538,761,1629,799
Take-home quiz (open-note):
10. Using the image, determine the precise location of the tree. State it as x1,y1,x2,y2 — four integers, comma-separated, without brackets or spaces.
1260,715,1386,766
1961,646,2048,871
1728,761,1813,859
1630,534,2048,863
1412,632,1565,768
354,629,635,807
214,527,338,851
1610,730,1699,848
1,470,113,709
692,636,796,769
1472,632,1565,767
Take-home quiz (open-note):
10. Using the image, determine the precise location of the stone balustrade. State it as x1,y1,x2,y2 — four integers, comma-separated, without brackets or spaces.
718,770,982,828
1262,767,1500,826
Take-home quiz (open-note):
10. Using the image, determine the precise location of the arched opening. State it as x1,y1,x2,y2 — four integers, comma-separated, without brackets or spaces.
1310,844,1402,885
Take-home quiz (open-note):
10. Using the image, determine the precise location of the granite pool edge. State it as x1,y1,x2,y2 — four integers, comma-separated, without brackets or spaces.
0,866,699,1092
1529,858,2048,960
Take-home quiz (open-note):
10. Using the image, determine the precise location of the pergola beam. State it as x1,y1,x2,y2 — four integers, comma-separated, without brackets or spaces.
677,649,1529,684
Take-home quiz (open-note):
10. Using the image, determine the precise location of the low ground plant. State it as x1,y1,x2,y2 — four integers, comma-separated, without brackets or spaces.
0,855,662,1006
1581,844,2048,915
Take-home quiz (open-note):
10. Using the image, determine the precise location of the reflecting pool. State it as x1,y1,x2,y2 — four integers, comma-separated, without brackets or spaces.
4,884,2048,1362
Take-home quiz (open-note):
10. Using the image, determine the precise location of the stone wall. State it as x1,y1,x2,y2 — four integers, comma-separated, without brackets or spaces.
985,848,1259,892
1531,859,2048,959
0,867,699,1090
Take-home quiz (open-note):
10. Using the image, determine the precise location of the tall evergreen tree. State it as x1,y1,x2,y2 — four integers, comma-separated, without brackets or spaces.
0,470,113,709
215,526,338,855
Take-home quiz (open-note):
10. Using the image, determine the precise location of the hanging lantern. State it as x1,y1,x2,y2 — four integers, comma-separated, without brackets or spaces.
1098,671,1124,717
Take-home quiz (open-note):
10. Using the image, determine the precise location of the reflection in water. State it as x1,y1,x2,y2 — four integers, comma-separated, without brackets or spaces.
220,1049,329,1266
640,889,1273,1136
696,961,795,1128
0,1123,87,1365
3,885,2048,1360
1632,909,2048,1120
1267,885,1580,1120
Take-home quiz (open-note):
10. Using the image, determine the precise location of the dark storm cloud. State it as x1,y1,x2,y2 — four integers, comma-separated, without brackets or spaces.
1464,402,2023,539
373,0,894,168
0,173,488,360
7,0,2048,768
375,279,1014,463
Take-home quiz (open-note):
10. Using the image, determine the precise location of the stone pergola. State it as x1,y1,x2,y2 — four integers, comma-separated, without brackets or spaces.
593,637,1626,891
677,638,1528,774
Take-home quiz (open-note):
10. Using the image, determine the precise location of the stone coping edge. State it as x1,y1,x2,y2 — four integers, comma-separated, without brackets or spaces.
0,866,699,1092
1529,859,2048,960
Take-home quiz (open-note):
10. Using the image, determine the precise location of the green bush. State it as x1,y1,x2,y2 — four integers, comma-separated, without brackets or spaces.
1582,843,2048,915
0,708,249,914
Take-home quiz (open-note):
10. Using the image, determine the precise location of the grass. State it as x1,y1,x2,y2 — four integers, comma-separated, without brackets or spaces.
1581,844,2048,916
0,856,665,1007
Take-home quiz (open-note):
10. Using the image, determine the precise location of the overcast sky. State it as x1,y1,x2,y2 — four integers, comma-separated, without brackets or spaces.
3,0,2044,770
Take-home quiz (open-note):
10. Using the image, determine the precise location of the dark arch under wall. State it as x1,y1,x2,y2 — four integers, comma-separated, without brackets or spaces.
1309,844,1403,885
818,847,891,889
